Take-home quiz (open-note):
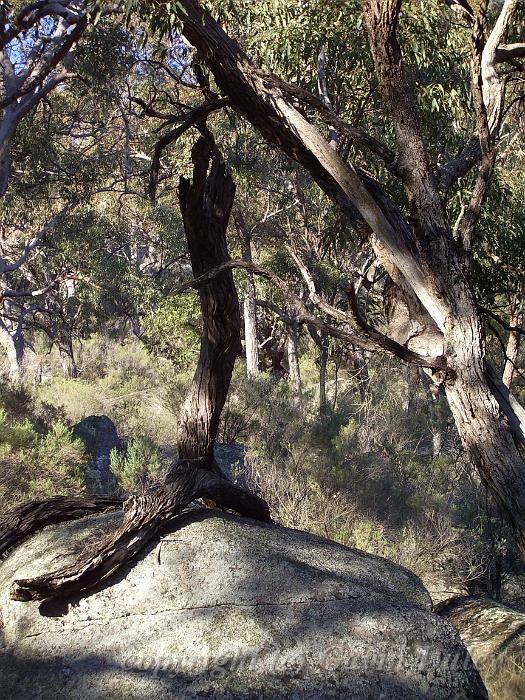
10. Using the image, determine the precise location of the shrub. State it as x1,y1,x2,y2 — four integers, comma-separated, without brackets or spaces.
0,418,87,508
38,421,87,486
109,435,169,493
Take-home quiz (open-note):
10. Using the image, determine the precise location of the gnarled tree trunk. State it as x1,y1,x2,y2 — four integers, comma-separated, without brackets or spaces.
176,136,242,473
7,135,269,602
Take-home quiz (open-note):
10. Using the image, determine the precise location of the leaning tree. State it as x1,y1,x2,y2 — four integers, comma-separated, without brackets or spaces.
158,0,525,557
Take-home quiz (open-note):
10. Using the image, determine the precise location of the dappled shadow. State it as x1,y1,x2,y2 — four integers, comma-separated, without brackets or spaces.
0,510,487,699
0,646,452,700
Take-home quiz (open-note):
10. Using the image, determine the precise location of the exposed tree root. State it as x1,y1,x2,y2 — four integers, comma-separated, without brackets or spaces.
10,468,270,602
0,495,124,560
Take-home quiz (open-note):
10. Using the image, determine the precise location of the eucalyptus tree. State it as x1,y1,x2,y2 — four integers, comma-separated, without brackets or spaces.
5,130,271,602
158,0,525,557
0,0,95,195
0,12,152,378
3,0,525,602
0,0,91,374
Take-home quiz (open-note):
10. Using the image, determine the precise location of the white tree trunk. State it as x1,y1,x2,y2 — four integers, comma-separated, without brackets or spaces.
286,320,302,407
0,327,25,382
237,214,259,377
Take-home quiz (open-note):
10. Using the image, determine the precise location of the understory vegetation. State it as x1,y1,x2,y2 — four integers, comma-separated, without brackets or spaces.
3,333,523,615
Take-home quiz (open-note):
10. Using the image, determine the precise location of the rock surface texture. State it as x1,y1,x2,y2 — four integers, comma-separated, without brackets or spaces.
438,596,525,699
0,510,487,699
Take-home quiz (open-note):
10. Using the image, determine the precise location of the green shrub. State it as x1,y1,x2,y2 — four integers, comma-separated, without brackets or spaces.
37,421,87,486
37,336,180,444
109,435,168,493
0,408,38,452
0,418,87,508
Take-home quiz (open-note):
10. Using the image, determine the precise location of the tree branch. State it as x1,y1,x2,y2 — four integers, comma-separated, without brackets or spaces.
173,257,448,372
496,43,525,63
148,98,230,199
0,495,124,559
11,469,270,602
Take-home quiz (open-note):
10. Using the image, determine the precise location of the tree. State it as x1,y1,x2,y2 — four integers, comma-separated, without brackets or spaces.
0,7,138,380
0,0,92,195
161,0,525,555
2,0,525,602
175,134,242,471
6,133,270,601
235,211,260,377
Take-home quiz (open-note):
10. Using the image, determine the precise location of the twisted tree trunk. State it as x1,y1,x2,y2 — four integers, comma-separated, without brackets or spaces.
7,135,269,602
175,136,242,473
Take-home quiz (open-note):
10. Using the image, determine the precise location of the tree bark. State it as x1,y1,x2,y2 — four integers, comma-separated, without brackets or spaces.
503,327,520,389
308,324,329,420
235,213,260,377
419,368,444,457
404,364,419,416
286,319,302,407
319,340,328,420
0,115,14,196
59,339,78,379
502,286,522,389
176,136,242,472
350,347,369,402
0,324,25,382
0,495,124,559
